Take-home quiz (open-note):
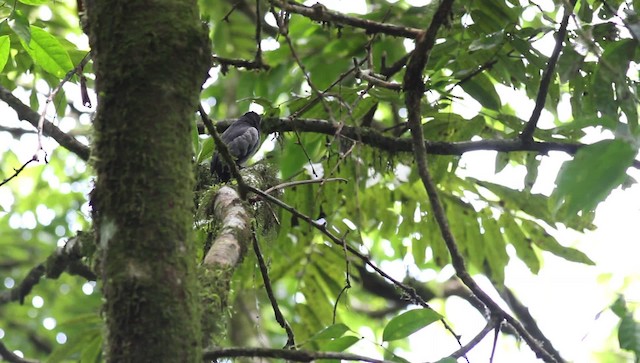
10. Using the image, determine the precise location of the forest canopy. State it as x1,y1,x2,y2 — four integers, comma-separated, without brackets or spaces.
0,0,639,362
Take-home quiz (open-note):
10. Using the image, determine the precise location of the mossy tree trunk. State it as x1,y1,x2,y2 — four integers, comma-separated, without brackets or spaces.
85,1,210,361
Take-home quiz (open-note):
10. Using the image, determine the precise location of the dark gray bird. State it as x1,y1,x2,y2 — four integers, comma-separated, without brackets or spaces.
211,111,262,182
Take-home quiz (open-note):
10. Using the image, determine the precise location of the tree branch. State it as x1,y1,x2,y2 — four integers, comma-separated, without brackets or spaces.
203,347,394,363
198,116,640,169
251,230,296,347
0,235,94,306
0,156,37,188
212,55,270,72
447,315,500,359
520,2,574,142
500,286,564,362
0,340,38,363
402,1,560,362
271,1,422,39
245,185,464,348
202,186,252,267
0,86,90,161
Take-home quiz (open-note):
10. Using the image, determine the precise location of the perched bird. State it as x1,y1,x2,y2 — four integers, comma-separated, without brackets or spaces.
211,111,262,182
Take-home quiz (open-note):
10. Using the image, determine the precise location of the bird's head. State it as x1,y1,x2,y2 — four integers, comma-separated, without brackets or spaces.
242,111,261,128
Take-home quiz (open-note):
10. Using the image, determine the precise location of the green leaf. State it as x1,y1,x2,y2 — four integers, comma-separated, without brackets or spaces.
9,10,31,44
0,35,10,72
592,39,636,120
500,214,540,274
19,25,73,78
459,73,501,110
552,139,637,215
522,220,595,265
309,323,351,341
278,133,323,179
18,0,50,4
618,313,640,356
319,335,360,352
469,31,504,51
191,118,200,156
80,331,103,363
382,308,442,341
435,358,458,363
611,295,628,318
197,137,214,164
557,47,585,83
494,152,509,174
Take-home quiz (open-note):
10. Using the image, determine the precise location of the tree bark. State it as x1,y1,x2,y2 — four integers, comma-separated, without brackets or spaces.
85,1,210,362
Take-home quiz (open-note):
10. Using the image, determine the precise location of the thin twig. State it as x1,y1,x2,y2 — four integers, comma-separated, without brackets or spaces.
490,322,500,362
255,0,263,65
36,52,92,162
251,228,296,348
448,315,500,359
520,2,574,142
332,232,352,324
0,86,90,161
263,178,347,194
245,185,463,348
0,156,37,188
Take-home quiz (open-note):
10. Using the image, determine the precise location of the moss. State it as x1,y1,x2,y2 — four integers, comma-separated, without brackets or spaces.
198,266,234,347
85,0,211,361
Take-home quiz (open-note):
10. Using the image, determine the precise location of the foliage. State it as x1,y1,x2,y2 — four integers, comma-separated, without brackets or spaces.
0,0,639,362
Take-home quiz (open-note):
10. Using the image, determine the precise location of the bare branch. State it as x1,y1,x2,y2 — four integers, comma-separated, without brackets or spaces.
0,86,90,161
447,316,500,359
0,156,37,188
212,55,270,72
252,230,296,347
520,2,574,141
34,52,92,160
271,1,422,39
199,116,640,169
203,346,394,363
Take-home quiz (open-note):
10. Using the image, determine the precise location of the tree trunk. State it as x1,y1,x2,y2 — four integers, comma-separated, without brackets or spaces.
85,1,210,361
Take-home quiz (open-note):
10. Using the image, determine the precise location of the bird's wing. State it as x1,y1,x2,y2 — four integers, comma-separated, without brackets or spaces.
226,127,260,165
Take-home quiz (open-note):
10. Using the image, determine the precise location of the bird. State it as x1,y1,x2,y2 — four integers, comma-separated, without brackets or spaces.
211,111,262,182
